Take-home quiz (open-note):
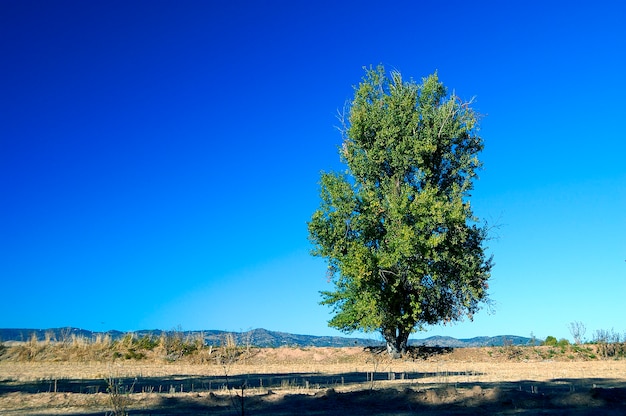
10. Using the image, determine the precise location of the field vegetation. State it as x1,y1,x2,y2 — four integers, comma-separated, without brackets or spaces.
1,331,626,415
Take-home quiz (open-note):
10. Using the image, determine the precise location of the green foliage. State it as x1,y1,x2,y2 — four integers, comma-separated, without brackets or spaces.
557,338,570,348
308,65,492,356
525,343,598,361
135,335,159,350
543,336,558,346
547,348,557,359
112,334,158,360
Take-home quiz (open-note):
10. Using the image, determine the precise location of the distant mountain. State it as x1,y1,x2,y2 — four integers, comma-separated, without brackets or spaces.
223,328,376,347
411,335,535,348
0,327,534,348
0,328,376,348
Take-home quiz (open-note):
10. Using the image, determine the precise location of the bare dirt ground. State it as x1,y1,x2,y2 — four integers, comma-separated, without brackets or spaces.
2,346,626,415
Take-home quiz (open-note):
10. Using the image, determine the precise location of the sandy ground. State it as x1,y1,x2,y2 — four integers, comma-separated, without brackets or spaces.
1,346,626,415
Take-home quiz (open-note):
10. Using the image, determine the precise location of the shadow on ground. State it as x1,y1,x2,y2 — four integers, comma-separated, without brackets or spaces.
0,370,469,395
3,374,626,415
365,345,454,360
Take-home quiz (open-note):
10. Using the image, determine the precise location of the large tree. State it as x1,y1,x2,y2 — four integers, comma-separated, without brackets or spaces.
308,66,493,357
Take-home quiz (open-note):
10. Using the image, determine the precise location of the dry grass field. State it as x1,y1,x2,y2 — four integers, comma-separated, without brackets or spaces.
1,338,626,415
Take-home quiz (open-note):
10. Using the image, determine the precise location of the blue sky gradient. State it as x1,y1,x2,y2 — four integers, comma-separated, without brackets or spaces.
1,1,625,342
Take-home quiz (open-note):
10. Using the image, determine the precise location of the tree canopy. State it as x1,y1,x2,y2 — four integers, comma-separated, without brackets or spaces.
308,66,493,357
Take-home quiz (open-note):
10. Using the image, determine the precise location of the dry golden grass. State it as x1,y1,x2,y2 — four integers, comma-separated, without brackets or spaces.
2,343,626,415
2,346,625,383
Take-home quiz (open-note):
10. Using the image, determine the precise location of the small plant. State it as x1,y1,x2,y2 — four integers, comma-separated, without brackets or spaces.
105,376,135,416
216,334,246,416
366,348,385,391
500,337,524,360
547,348,557,359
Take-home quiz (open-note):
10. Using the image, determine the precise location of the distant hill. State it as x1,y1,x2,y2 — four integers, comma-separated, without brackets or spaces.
411,335,536,348
0,328,535,348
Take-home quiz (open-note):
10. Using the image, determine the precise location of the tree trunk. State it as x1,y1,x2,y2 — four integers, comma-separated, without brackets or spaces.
383,327,409,358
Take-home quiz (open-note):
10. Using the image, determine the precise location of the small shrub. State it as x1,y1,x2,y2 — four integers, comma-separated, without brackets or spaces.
157,329,204,361
136,335,158,350
592,329,626,359
123,349,146,360
14,333,43,361
597,342,626,359
543,336,558,347
504,345,524,360
105,376,135,416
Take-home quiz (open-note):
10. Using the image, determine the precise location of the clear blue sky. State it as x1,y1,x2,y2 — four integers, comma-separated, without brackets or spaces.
1,1,624,343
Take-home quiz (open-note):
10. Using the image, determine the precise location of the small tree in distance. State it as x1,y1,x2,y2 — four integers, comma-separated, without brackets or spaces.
308,65,493,357
568,321,586,344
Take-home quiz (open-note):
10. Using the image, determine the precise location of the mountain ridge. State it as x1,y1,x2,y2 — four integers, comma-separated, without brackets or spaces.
0,327,536,348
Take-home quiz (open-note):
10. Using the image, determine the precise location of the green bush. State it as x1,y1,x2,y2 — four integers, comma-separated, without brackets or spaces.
135,335,158,350
111,333,156,360
123,349,146,360
543,336,558,346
